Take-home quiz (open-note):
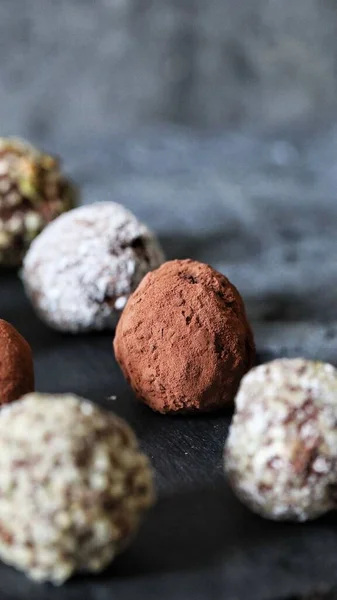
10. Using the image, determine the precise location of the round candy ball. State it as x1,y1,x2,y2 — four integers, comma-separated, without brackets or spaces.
0,319,34,404
114,259,255,413
22,202,164,332
225,358,337,522
0,137,76,267
0,393,154,584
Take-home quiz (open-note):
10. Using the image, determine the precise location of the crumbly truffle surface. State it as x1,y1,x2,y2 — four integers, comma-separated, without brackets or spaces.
22,202,164,332
225,358,337,522
114,259,255,413
0,319,34,404
0,393,154,584
0,137,76,266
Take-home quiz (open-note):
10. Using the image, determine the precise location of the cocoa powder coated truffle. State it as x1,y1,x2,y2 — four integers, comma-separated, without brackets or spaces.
114,259,255,413
0,393,154,584
225,358,337,522
0,319,34,404
22,202,164,332
0,137,76,266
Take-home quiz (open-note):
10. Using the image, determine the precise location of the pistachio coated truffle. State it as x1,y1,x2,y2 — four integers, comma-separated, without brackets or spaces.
225,359,337,522
0,393,154,584
22,202,164,332
114,259,255,413
0,137,77,266
0,319,34,404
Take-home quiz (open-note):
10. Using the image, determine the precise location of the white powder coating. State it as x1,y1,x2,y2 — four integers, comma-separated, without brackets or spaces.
0,393,155,584
224,358,337,522
22,202,165,332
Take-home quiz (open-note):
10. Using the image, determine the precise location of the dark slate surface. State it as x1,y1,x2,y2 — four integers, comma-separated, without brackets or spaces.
0,126,337,600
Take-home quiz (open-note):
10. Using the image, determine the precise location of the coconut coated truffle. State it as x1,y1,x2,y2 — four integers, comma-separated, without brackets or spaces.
22,202,164,332
114,259,255,413
0,319,34,404
0,137,76,266
0,393,154,584
225,358,337,522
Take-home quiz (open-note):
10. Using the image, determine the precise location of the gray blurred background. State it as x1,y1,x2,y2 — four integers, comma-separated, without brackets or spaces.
1,0,337,139
1,7,337,598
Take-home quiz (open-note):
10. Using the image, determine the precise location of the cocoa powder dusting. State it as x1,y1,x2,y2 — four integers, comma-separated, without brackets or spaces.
0,319,34,405
114,259,255,413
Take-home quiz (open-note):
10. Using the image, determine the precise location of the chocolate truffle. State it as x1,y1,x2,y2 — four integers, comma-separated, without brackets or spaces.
0,319,34,404
0,137,77,266
225,358,337,522
0,393,154,584
114,259,255,413
22,202,164,333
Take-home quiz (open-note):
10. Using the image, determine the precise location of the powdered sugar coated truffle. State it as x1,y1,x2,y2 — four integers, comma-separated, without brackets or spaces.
0,393,154,584
225,358,337,522
22,202,164,332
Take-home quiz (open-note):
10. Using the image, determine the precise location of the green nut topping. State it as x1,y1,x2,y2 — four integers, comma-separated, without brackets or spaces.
0,137,78,267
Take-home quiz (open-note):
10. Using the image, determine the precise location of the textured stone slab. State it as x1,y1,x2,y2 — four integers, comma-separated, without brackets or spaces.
0,126,336,599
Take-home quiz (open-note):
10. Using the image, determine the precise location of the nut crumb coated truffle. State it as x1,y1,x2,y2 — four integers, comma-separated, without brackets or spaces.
114,259,255,413
0,137,77,266
225,358,337,522
0,319,34,404
22,202,164,332
0,393,154,584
